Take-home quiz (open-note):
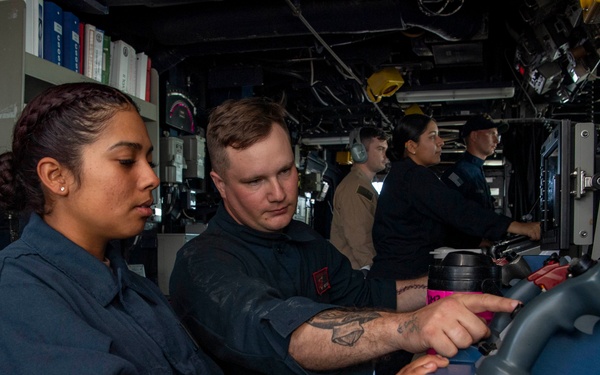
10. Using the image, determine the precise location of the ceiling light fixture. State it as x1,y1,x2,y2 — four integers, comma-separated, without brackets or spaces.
301,136,350,146
395,85,515,103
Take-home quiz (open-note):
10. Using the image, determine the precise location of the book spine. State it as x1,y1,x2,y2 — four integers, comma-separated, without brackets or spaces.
109,40,130,93
83,24,96,79
92,28,104,82
36,0,44,57
62,11,79,72
25,0,35,54
145,56,152,102
135,52,148,100
126,44,137,95
78,22,85,74
101,34,112,85
109,40,115,86
42,1,62,66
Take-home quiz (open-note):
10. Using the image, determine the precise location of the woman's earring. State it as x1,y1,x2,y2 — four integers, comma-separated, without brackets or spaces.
60,186,65,192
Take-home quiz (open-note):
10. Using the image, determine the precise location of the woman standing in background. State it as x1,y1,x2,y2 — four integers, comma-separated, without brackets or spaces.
369,114,540,281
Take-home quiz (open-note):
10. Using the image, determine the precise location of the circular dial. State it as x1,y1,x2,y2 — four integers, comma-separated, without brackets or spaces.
165,92,196,133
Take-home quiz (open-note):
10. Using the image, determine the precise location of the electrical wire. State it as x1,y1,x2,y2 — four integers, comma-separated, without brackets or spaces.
417,0,464,17
324,85,349,106
182,209,195,220
335,63,355,80
311,86,330,107
309,47,316,86
285,0,392,126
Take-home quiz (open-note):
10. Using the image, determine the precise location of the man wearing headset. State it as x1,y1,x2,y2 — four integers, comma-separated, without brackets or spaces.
330,127,389,273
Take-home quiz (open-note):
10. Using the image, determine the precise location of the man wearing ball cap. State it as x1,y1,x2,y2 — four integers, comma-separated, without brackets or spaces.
441,114,510,249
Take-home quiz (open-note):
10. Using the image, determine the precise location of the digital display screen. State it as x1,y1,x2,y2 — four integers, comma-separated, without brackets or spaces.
540,121,571,250
542,146,559,232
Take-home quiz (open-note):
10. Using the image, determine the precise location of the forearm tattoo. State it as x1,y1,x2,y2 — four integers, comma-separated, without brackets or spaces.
396,284,427,295
307,309,381,347
397,314,420,335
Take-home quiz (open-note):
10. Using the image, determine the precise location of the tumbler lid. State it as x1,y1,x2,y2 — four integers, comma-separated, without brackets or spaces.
441,251,494,267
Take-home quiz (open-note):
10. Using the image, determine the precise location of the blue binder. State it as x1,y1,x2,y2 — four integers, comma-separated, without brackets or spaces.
62,11,79,72
42,1,63,66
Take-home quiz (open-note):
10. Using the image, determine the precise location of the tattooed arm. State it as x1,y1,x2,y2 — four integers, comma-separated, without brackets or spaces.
289,308,409,370
395,276,428,312
288,293,520,371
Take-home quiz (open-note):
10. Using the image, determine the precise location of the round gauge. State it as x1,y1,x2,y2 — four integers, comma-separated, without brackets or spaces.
165,92,196,133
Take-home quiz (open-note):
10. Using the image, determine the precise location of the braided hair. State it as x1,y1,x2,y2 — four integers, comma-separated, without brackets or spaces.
388,114,433,162
0,82,138,215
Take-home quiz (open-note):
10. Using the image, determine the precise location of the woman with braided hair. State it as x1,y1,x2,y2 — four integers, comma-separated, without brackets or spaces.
0,82,222,374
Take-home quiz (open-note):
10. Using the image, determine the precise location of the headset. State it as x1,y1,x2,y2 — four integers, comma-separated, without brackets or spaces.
349,127,368,163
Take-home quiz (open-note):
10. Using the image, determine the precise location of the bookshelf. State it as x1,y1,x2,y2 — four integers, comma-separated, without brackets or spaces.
0,0,161,220
0,0,160,169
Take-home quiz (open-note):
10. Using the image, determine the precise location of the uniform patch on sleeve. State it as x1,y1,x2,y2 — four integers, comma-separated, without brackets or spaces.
355,185,374,201
448,172,463,187
313,267,331,295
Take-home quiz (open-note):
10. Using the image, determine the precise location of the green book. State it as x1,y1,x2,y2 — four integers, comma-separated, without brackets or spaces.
101,34,111,85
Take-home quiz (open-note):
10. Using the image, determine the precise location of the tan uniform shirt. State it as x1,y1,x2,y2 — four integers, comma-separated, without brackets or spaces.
330,165,379,270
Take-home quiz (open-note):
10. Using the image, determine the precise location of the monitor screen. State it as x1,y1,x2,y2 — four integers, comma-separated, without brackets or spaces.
540,121,571,251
